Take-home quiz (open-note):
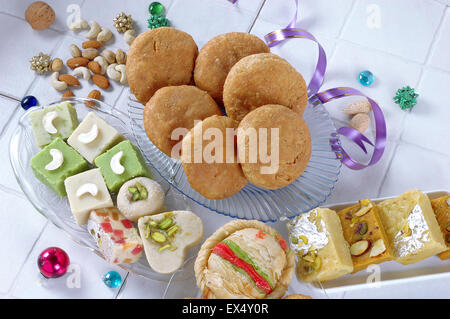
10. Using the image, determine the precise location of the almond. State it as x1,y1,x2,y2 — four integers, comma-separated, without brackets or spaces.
355,202,373,217
58,74,80,86
62,90,74,100
85,89,102,107
82,40,103,49
67,57,89,69
92,74,109,89
350,113,370,133
343,99,371,115
369,239,386,257
88,61,102,74
350,240,370,256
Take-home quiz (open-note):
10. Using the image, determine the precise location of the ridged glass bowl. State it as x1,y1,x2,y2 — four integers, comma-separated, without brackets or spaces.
9,98,197,282
128,94,342,222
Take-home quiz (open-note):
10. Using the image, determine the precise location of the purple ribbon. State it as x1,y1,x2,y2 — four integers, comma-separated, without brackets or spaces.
229,0,387,169
315,88,386,170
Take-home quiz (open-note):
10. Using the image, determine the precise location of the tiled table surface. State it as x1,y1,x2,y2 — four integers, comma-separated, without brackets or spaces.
0,0,449,299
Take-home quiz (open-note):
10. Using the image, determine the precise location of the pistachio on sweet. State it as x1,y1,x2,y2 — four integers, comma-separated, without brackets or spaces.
128,181,148,201
167,225,179,237
298,235,309,245
355,221,368,235
159,217,173,229
401,221,412,237
145,215,180,251
151,231,167,243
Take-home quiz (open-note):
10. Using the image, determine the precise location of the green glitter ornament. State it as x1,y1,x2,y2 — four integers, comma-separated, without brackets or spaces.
149,2,164,15
393,86,419,110
148,14,170,29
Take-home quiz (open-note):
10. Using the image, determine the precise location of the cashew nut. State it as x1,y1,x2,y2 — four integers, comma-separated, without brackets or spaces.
76,183,98,198
72,66,91,80
110,151,125,175
45,149,64,171
78,124,98,144
94,56,108,75
68,19,88,31
97,27,113,42
106,63,121,81
86,21,101,39
115,64,127,84
124,29,135,46
50,72,68,91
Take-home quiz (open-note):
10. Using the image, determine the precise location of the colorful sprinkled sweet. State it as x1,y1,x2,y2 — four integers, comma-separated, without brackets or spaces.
87,207,143,264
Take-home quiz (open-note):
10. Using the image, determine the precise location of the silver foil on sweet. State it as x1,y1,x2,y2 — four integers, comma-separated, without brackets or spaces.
287,209,329,255
394,204,430,258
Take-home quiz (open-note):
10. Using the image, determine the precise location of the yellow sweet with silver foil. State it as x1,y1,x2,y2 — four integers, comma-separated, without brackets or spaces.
378,190,447,265
430,195,450,260
287,208,353,283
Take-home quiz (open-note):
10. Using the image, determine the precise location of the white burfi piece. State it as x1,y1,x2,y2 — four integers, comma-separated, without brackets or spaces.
67,112,124,163
29,101,79,148
87,207,143,264
378,189,447,265
287,208,353,283
64,168,113,225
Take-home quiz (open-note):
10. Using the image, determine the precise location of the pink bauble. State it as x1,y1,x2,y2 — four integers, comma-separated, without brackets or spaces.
37,247,70,278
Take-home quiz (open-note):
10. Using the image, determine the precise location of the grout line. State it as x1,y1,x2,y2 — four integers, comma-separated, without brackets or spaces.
398,139,450,158
336,0,357,40
7,220,50,297
0,184,26,200
375,141,400,197
424,6,447,65
0,104,19,140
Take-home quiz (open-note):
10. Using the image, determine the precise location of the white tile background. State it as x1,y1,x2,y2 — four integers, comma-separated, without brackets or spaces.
0,0,449,299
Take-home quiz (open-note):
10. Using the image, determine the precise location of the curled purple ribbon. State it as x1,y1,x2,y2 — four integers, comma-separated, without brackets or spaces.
229,0,387,169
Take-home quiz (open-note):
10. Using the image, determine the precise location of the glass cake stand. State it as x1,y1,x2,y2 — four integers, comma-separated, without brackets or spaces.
127,94,342,222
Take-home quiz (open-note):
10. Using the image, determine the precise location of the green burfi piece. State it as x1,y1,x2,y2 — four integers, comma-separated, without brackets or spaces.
94,140,152,193
29,101,79,148
30,138,89,197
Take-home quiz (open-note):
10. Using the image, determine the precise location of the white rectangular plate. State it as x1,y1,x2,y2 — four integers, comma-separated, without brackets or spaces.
315,190,449,293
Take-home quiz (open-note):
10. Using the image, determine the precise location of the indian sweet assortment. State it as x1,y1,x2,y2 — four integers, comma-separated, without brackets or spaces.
26,23,449,299
287,190,448,285
28,100,204,274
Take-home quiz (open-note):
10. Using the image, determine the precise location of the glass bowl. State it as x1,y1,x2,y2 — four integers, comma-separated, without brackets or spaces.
9,97,197,282
127,94,342,222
